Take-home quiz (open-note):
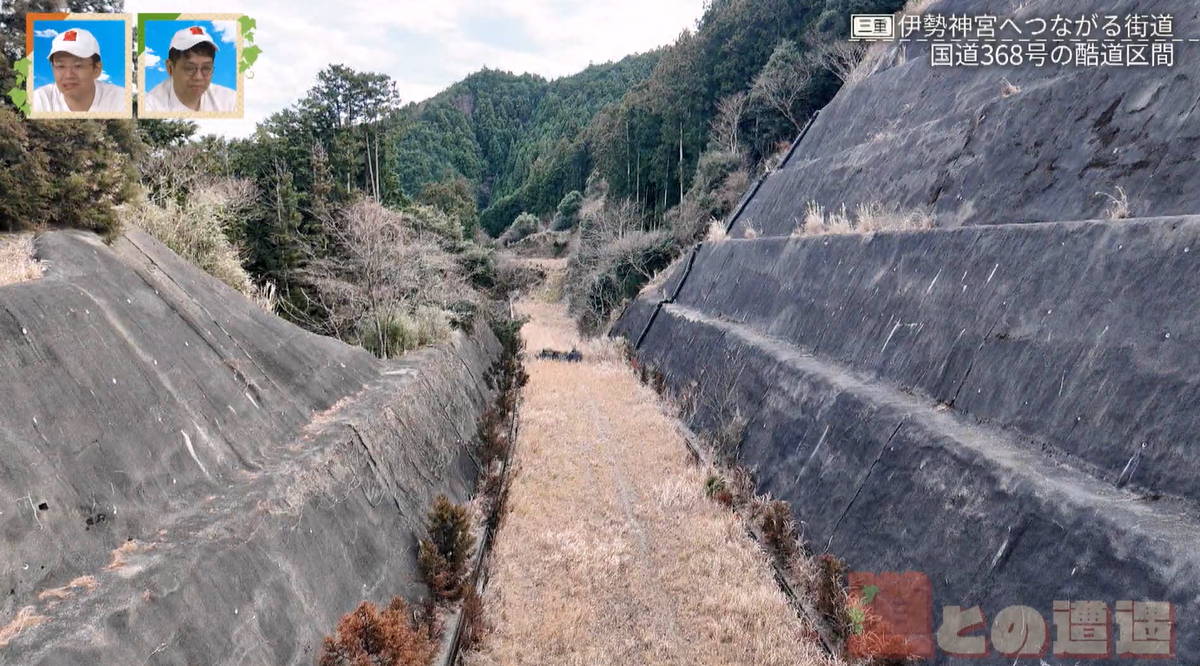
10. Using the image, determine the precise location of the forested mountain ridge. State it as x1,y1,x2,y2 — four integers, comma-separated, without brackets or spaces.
390,53,661,234
1,0,904,343
392,0,904,234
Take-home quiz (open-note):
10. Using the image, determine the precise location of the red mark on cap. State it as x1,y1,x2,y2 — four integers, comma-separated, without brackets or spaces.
63,30,77,41
189,26,204,34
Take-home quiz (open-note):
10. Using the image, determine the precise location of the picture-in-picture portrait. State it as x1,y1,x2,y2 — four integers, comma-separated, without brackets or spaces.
31,19,129,114
141,19,239,114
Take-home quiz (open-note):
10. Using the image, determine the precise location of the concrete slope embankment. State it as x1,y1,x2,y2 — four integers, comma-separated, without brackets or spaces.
615,218,1200,664
636,218,1200,503
616,1,1200,659
729,0,1200,235
0,230,499,664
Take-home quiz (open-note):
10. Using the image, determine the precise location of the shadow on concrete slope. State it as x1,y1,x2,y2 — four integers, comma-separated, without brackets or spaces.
0,230,498,664
616,0,1200,659
729,0,1200,235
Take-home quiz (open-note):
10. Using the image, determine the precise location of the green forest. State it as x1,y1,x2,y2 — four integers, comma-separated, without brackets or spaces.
1,0,904,346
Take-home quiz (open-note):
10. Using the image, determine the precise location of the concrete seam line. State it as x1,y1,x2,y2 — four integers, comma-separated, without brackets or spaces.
635,243,703,350
825,420,905,553
724,108,819,237
724,175,768,235
633,302,664,350
778,109,820,171
125,234,299,414
439,357,524,666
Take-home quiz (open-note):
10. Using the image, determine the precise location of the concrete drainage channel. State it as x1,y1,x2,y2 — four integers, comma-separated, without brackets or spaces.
436,386,521,666
435,304,526,666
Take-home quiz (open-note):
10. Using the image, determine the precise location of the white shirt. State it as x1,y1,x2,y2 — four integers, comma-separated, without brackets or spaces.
143,80,237,113
32,81,126,113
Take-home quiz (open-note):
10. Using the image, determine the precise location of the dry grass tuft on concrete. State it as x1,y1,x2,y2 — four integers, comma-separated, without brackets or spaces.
706,219,728,242
1097,185,1132,220
795,201,934,237
463,284,838,665
0,234,43,286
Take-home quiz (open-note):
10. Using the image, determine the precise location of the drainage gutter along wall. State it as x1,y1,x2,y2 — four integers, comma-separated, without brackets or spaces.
1,230,501,664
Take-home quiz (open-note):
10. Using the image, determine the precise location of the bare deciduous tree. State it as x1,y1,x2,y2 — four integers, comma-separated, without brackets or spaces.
711,91,749,155
566,198,675,332
813,40,870,84
750,40,814,131
296,200,467,352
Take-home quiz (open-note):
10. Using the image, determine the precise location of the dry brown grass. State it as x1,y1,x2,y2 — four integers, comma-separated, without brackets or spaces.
514,261,626,365
1097,185,1132,220
36,576,98,601
319,597,437,666
0,606,49,647
463,285,838,665
0,233,42,286
796,201,934,237
705,220,728,242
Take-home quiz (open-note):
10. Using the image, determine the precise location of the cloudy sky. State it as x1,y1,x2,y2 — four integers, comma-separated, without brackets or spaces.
124,0,708,137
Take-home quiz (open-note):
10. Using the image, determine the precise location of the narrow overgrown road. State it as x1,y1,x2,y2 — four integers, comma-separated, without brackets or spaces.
464,261,836,665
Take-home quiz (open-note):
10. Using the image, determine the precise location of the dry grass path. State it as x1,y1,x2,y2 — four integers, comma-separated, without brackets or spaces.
465,262,835,665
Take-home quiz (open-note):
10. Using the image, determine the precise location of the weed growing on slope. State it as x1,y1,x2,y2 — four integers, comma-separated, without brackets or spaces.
711,407,749,464
458,587,486,652
702,474,720,494
816,553,852,637
846,593,921,665
476,398,515,534
475,309,527,536
625,339,926,664
1097,185,1132,219
756,498,800,566
847,598,867,636
418,495,477,601
477,405,509,467
318,597,436,666
797,201,933,236
0,234,42,287
357,306,451,359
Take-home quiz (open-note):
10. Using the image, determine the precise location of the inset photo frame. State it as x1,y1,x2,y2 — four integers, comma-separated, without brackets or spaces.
137,13,245,118
26,13,133,119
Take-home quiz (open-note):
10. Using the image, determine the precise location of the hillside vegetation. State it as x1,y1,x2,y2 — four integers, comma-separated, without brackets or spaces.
0,0,903,348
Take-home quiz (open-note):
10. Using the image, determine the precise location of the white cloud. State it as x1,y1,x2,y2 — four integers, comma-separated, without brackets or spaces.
210,20,239,45
34,28,59,38
124,0,707,139
143,46,161,69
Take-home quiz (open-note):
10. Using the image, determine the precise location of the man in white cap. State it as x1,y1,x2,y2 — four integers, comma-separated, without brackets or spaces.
32,27,125,113
143,25,237,113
